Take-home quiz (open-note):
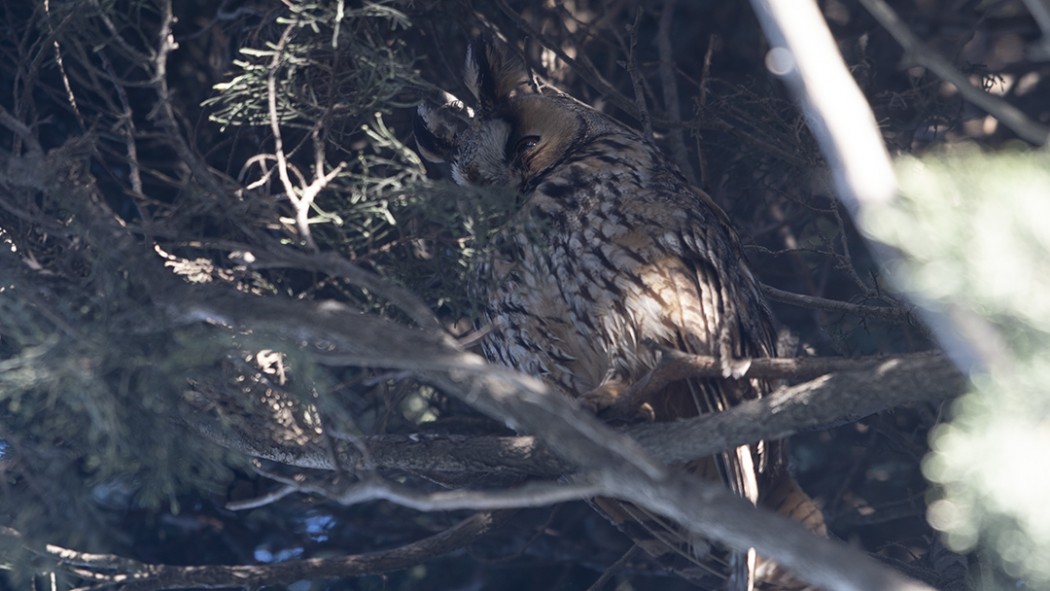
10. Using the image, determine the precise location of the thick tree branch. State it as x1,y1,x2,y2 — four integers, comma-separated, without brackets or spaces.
628,351,961,465
189,351,962,483
748,0,896,215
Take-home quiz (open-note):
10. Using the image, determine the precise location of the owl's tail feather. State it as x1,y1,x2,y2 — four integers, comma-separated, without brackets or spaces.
590,469,827,590
751,474,829,590
760,473,827,537
589,495,737,588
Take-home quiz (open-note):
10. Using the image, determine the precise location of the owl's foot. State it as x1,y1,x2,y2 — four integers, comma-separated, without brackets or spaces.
580,381,655,421
579,380,628,414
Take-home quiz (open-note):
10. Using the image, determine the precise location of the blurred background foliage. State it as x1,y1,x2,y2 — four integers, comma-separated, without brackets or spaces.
867,149,1050,589
0,0,1048,589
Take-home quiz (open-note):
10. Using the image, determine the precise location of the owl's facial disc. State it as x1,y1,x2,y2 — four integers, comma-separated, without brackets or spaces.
504,96,582,182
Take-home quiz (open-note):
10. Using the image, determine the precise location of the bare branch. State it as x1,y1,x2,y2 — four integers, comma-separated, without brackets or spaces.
37,513,508,591
748,0,897,214
761,284,913,323
655,0,698,184
42,0,84,128
247,468,605,512
624,8,654,140
189,352,961,485
149,0,230,199
859,0,1050,145
261,23,348,253
628,351,962,465
267,24,319,251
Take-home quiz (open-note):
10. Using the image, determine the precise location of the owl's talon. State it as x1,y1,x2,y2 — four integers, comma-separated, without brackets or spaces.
581,383,656,421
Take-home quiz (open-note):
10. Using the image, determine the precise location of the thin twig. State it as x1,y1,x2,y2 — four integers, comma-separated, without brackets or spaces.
138,0,234,206
249,467,605,512
761,284,913,322
43,0,84,128
693,33,718,187
266,24,319,251
584,546,643,591
98,52,145,207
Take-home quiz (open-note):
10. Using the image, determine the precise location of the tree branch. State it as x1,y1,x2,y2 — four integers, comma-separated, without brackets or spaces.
39,512,509,591
748,0,896,215
188,351,962,484
238,468,604,513
858,0,1050,145
761,284,913,323
628,351,962,465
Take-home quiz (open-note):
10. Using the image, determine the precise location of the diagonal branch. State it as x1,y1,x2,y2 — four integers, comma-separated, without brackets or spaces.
858,0,1050,145
628,351,962,465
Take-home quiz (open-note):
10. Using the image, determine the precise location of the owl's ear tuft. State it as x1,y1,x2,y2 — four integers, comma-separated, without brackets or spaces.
414,96,470,164
465,35,526,110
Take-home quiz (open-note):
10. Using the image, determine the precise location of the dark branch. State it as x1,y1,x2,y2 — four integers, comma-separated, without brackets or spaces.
43,512,508,591
761,284,913,323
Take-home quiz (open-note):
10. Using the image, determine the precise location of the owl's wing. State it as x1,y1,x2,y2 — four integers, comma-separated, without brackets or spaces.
670,195,826,589
585,215,772,589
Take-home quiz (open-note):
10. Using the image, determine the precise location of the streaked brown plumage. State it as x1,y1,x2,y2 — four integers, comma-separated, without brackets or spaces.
416,37,825,590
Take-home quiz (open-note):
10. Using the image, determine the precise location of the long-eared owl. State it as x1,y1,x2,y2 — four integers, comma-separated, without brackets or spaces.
415,36,826,590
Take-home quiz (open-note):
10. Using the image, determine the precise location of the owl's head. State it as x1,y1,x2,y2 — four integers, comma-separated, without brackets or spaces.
415,37,611,189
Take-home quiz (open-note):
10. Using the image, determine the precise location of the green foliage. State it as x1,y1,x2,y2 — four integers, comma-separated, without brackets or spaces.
865,147,1050,587
205,1,417,130
871,147,1050,344
200,0,497,317
0,237,240,550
